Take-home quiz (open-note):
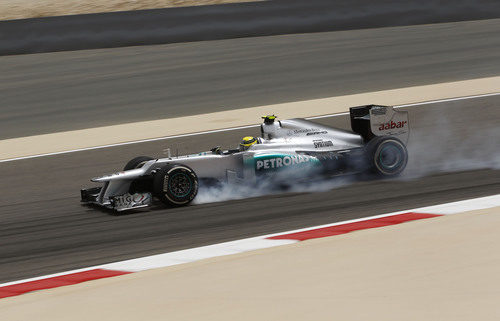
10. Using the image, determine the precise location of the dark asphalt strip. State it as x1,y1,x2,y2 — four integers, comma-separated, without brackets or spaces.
1,19,500,139
3,0,499,55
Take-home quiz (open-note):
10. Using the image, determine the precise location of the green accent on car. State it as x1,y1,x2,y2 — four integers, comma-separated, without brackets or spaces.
248,153,320,172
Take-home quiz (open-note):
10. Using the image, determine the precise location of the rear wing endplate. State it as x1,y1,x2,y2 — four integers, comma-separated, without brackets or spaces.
350,105,409,144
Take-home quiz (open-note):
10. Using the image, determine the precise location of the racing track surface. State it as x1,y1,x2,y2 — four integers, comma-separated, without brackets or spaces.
0,95,499,283
1,18,500,139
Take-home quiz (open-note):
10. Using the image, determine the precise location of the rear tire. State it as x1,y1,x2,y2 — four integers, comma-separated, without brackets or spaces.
365,136,408,176
124,156,154,171
153,164,198,207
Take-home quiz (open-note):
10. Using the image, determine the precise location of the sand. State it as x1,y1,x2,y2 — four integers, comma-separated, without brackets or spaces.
1,207,499,320
1,76,499,161
0,0,259,21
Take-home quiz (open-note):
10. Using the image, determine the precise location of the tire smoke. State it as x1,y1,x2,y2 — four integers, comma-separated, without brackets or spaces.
194,100,500,205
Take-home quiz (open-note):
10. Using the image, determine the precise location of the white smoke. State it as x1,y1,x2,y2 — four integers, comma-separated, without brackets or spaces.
194,104,500,204
193,167,356,205
402,106,500,179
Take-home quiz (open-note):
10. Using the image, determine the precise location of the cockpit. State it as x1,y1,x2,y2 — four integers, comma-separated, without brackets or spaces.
211,136,264,155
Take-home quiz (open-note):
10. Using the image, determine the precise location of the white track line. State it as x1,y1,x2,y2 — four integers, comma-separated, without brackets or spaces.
1,193,498,287
305,92,500,119
1,92,498,164
0,124,259,163
242,194,500,240
396,92,500,107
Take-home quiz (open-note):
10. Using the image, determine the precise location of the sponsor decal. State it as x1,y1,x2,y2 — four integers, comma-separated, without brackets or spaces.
313,140,334,148
378,120,407,131
287,128,318,135
306,131,328,136
112,193,152,210
255,154,317,170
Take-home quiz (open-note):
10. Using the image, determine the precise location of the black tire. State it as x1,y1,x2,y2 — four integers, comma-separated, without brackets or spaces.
153,164,198,207
124,156,154,171
365,136,408,176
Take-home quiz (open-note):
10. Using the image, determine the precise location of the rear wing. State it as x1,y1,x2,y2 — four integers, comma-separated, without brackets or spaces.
350,105,409,144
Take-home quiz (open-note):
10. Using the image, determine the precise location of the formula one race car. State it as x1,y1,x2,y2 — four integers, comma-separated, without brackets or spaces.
81,105,409,211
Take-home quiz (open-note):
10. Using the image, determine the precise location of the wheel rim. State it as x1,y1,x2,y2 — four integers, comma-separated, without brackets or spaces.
168,172,193,198
378,144,403,170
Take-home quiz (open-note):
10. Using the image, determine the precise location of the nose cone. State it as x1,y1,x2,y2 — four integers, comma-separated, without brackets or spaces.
91,168,145,182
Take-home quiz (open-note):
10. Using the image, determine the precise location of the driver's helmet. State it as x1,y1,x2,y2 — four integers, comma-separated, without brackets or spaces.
239,136,258,151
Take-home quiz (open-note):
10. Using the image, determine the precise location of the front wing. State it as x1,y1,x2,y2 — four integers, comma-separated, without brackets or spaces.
81,187,152,212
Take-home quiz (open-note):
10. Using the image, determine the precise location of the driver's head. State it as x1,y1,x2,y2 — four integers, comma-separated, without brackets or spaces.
239,136,258,151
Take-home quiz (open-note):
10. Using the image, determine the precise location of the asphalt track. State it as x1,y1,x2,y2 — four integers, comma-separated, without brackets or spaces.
1,19,500,139
0,95,499,283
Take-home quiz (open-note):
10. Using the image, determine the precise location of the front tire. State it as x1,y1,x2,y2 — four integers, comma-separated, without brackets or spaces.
365,136,408,176
124,156,154,171
153,164,198,207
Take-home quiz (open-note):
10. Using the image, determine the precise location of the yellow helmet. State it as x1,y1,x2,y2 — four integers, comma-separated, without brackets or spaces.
239,136,258,151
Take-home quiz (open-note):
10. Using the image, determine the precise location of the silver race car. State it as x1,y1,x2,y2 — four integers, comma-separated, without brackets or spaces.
81,105,409,211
